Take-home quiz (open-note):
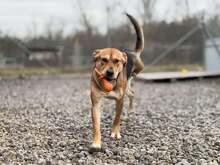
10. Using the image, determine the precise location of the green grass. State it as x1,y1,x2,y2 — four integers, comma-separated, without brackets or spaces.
0,67,90,77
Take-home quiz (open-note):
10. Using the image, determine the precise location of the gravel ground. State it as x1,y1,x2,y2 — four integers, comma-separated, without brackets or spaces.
0,75,220,165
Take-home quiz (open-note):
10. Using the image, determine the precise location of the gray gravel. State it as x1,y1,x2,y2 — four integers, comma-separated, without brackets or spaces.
0,75,220,165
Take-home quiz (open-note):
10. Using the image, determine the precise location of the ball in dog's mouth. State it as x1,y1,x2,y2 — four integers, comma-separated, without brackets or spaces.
101,78,113,92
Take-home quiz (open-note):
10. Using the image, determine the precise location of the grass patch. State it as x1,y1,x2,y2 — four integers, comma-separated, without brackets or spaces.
0,67,90,77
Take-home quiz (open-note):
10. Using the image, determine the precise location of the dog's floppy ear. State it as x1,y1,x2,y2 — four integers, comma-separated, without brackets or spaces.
122,52,127,64
92,49,101,61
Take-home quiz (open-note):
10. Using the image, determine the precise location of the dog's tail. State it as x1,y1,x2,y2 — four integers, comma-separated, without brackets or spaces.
126,13,144,53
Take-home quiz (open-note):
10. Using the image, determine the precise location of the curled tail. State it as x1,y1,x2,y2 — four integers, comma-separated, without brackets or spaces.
126,13,144,53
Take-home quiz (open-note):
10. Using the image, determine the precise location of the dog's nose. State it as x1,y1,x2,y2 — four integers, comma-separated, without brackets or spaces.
106,68,114,77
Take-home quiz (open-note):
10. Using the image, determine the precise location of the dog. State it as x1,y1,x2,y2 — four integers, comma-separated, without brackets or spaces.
89,13,144,153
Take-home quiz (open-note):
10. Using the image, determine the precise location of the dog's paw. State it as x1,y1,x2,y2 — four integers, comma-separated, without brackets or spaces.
128,107,135,113
110,132,121,139
123,115,130,122
88,145,105,154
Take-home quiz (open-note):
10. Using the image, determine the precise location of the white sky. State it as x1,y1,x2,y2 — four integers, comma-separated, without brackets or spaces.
0,0,219,38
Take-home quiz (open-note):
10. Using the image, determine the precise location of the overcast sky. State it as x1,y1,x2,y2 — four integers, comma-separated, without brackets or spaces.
0,0,219,38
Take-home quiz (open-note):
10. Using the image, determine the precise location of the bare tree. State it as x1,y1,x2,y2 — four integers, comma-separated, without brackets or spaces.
140,0,157,25
77,0,94,36
207,15,220,37
184,0,190,18
174,0,190,20
105,0,119,47
43,18,64,41
212,0,220,16
45,18,54,40
106,3,112,47
26,20,38,39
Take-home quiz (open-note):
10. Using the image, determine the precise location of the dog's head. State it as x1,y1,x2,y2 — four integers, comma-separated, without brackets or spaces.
93,48,127,81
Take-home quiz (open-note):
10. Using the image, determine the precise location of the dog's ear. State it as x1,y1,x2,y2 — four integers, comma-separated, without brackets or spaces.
121,52,127,64
92,49,101,61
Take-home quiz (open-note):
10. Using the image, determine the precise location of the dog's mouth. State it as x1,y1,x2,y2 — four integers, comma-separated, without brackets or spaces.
105,76,116,81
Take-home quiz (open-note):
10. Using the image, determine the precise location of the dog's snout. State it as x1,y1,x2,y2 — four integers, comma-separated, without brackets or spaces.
106,68,114,76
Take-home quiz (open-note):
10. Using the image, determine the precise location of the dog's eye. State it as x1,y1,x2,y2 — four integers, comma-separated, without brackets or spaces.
102,58,108,63
113,59,119,64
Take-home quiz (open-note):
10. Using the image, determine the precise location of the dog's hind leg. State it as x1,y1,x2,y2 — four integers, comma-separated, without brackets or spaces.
111,98,124,139
133,55,144,76
126,78,135,113
127,88,135,113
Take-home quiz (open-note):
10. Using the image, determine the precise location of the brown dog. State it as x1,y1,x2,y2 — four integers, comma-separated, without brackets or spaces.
89,13,144,153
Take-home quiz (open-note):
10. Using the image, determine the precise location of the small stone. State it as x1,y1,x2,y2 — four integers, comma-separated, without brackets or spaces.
199,159,207,165
160,146,168,151
45,160,52,165
38,158,46,164
175,159,190,165
78,146,84,151
57,160,64,165
208,160,218,165
78,159,85,164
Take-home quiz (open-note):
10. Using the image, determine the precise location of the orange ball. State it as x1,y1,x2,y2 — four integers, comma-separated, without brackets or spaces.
101,78,113,92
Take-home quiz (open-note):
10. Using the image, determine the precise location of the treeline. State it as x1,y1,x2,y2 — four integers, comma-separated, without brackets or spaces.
1,14,220,67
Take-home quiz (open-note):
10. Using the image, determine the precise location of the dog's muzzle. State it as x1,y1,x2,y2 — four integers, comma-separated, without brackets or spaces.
105,68,114,80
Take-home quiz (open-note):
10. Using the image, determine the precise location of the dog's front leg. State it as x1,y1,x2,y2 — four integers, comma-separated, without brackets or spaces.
111,98,124,139
90,92,103,152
